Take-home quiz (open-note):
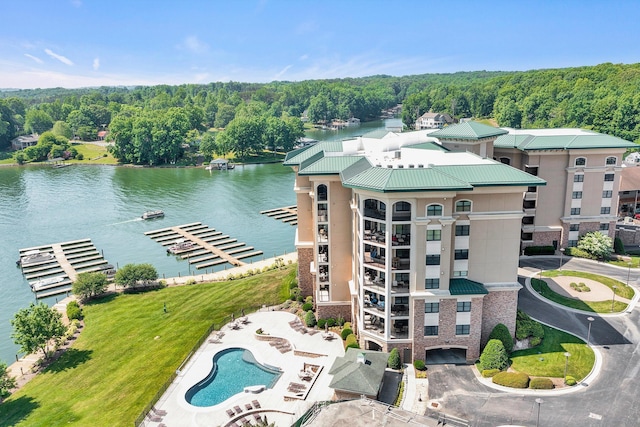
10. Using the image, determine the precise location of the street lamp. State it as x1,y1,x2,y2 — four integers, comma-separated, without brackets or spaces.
559,248,565,269
564,352,571,383
535,398,544,427
612,285,618,312
586,316,595,346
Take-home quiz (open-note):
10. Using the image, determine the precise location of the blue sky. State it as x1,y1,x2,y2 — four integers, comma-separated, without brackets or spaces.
1,0,639,89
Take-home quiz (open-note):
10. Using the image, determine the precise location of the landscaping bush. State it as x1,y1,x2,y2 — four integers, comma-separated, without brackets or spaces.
345,334,360,349
302,302,313,312
336,315,346,326
66,301,83,321
413,359,426,371
479,339,508,371
565,375,577,386
317,318,327,329
305,296,313,304
488,323,514,353
304,310,316,327
290,287,301,301
492,371,530,388
614,237,625,255
388,348,402,370
343,322,351,330
482,368,501,378
340,328,353,340
515,310,545,344
564,246,596,259
326,318,336,327
524,246,555,256
529,377,554,389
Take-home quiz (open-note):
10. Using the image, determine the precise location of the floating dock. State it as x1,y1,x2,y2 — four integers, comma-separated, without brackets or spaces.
18,238,111,298
145,222,263,270
260,205,297,226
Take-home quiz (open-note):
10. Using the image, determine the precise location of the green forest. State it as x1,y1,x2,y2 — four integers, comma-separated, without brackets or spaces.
1,62,639,165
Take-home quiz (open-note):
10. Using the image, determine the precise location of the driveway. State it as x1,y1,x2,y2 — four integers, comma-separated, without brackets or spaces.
426,256,640,427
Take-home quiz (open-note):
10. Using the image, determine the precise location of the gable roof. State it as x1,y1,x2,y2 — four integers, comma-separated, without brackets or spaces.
328,348,389,396
494,129,637,151
430,122,508,140
450,278,489,295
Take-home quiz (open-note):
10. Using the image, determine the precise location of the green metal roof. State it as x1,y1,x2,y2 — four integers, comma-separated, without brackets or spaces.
362,129,393,139
405,141,449,151
341,165,473,193
430,122,508,140
449,278,489,295
299,155,364,175
328,348,389,396
283,140,344,166
494,131,637,151
434,164,546,187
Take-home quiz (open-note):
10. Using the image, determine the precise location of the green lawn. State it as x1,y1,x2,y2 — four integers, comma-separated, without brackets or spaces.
532,278,628,313
542,270,635,299
608,256,640,268
510,325,595,380
67,143,119,165
0,265,295,427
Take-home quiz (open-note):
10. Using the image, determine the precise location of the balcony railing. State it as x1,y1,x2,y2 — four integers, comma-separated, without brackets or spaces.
364,230,385,243
364,256,386,268
392,212,411,221
364,208,386,220
391,234,410,246
391,281,410,293
390,304,409,317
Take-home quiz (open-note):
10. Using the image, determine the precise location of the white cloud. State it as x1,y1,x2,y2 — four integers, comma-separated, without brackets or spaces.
93,57,100,70
24,54,43,64
273,65,292,80
299,54,309,61
44,49,74,66
182,36,208,54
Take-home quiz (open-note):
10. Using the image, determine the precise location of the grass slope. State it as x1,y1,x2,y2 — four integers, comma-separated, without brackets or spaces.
0,265,294,427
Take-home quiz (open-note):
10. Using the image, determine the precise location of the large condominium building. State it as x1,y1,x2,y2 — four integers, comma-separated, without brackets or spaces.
492,128,636,249
284,122,546,363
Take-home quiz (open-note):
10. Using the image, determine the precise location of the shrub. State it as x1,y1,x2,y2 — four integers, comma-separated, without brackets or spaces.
317,318,327,329
304,310,316,327
492,371,530,388
413,359,426,371
289,282,298,289
564,247,596,259
76,153,84,160
614,237,626,255
515,310,545,344
305,296,313,304
529,336,542,347
302,302,313,312
290,287,301,301
336,315,345,326
66,301,83,321
488,323,514,353
565,375,577,386
388,348,402,370
524,246,555,256
340,328,353,340
345,334,359,349
479,339,508,371
343,322,351,330
326,318,336,327
530,377,554,389
482,368,501,378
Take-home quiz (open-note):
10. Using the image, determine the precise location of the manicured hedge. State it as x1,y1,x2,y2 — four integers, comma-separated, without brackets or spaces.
564,247,596,259
302,302,313,311
304,310,316,327
492,371,530,388
488,323,514,353
479,339,508,371
388,348,401,370
343,322,351,330
345,334,360,349
414,359,426,371
482,368,501,378
614,237,625,255
66,300,83,321
524,246,555,255
529,377,554,389
565,375,577,386
340,328,353,340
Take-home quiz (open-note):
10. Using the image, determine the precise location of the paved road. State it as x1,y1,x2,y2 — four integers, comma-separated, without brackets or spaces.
427,256,640,427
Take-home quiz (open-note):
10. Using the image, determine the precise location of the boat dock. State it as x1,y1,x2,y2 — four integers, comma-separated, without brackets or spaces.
260,205,298,226
18,238,111,298
145,222,263,270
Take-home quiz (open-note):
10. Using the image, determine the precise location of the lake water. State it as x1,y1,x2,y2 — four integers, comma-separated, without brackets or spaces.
0,118,397,365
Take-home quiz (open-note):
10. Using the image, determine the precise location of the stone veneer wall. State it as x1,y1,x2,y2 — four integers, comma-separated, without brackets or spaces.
411,297,483,363
617,227,640,246
317,302,351,323
523,230,561,249
480,289,519,347
297,248,314,297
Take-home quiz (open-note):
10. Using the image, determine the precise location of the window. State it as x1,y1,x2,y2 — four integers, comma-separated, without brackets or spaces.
455,200,471,212
424,302,439,313
455,225,470,236
569,224,579,232
317,184,328,201
602,190,613,198
453,270,468,277
499,157,511,165
601,207,611,214
600,223,610,231
568,240,578,247
574,174,584,183
456,325,470,335
572,191,582,199
395,296,409,305
426,229,441,241
575,157,586,166
454,249,469,260
606,156,617,165
424,326,439,336
571,208,581,215
604,173,614,182
427,204,443,216
395,201,411,211
457,301,471,312
426,255,441,265
425,278,440,289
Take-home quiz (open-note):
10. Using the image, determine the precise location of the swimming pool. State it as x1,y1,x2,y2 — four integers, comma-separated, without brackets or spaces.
185,347,282,407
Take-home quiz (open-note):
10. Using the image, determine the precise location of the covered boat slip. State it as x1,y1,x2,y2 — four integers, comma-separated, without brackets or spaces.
18,238,111,298
260,205,298,226
145,222,263,270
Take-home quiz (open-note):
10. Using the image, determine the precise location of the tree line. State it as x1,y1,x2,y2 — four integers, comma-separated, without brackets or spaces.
2,62,640,165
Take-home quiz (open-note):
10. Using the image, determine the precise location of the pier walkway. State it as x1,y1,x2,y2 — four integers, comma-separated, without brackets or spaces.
260,205,298,225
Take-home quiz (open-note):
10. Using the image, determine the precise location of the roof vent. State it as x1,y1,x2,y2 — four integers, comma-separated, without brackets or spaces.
418,164,424,168
376,164,382,167
408,164,414,168
394,151,401,159
387,165,393,168
357,353,367,364
398,164,404,168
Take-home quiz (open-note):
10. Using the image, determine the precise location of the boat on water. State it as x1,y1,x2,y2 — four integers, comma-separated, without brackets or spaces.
207,159,235,170
167,239,196,254
30,276,65,291
17,250,55,266
142,210,165,220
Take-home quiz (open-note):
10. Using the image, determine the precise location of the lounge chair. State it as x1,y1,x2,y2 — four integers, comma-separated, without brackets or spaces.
245,403,253,411
252,400,261,408
152,406,167,416
226,409,235,417
253,413,263,422
233,405,243,414
147,414,162,422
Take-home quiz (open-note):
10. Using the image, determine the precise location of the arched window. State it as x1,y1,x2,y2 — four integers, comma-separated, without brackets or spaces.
455,200,472,213
575,157,586,167
606,156,617,166
426,204,443,217
317,184,327,201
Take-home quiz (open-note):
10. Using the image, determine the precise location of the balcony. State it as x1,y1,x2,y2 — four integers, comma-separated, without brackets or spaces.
391,234,410,246
392,211,411,221
364,255,386,270
317,252,328,264
317,285,329,302
391,257,410,270
391,280,409,293
364,207,386,221
317,210,328,222
364,229,386,243
362,313,385,336
390,304,409,317
363,276,385,293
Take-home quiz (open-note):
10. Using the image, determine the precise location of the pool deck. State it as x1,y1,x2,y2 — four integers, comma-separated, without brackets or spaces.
145,310,345,427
